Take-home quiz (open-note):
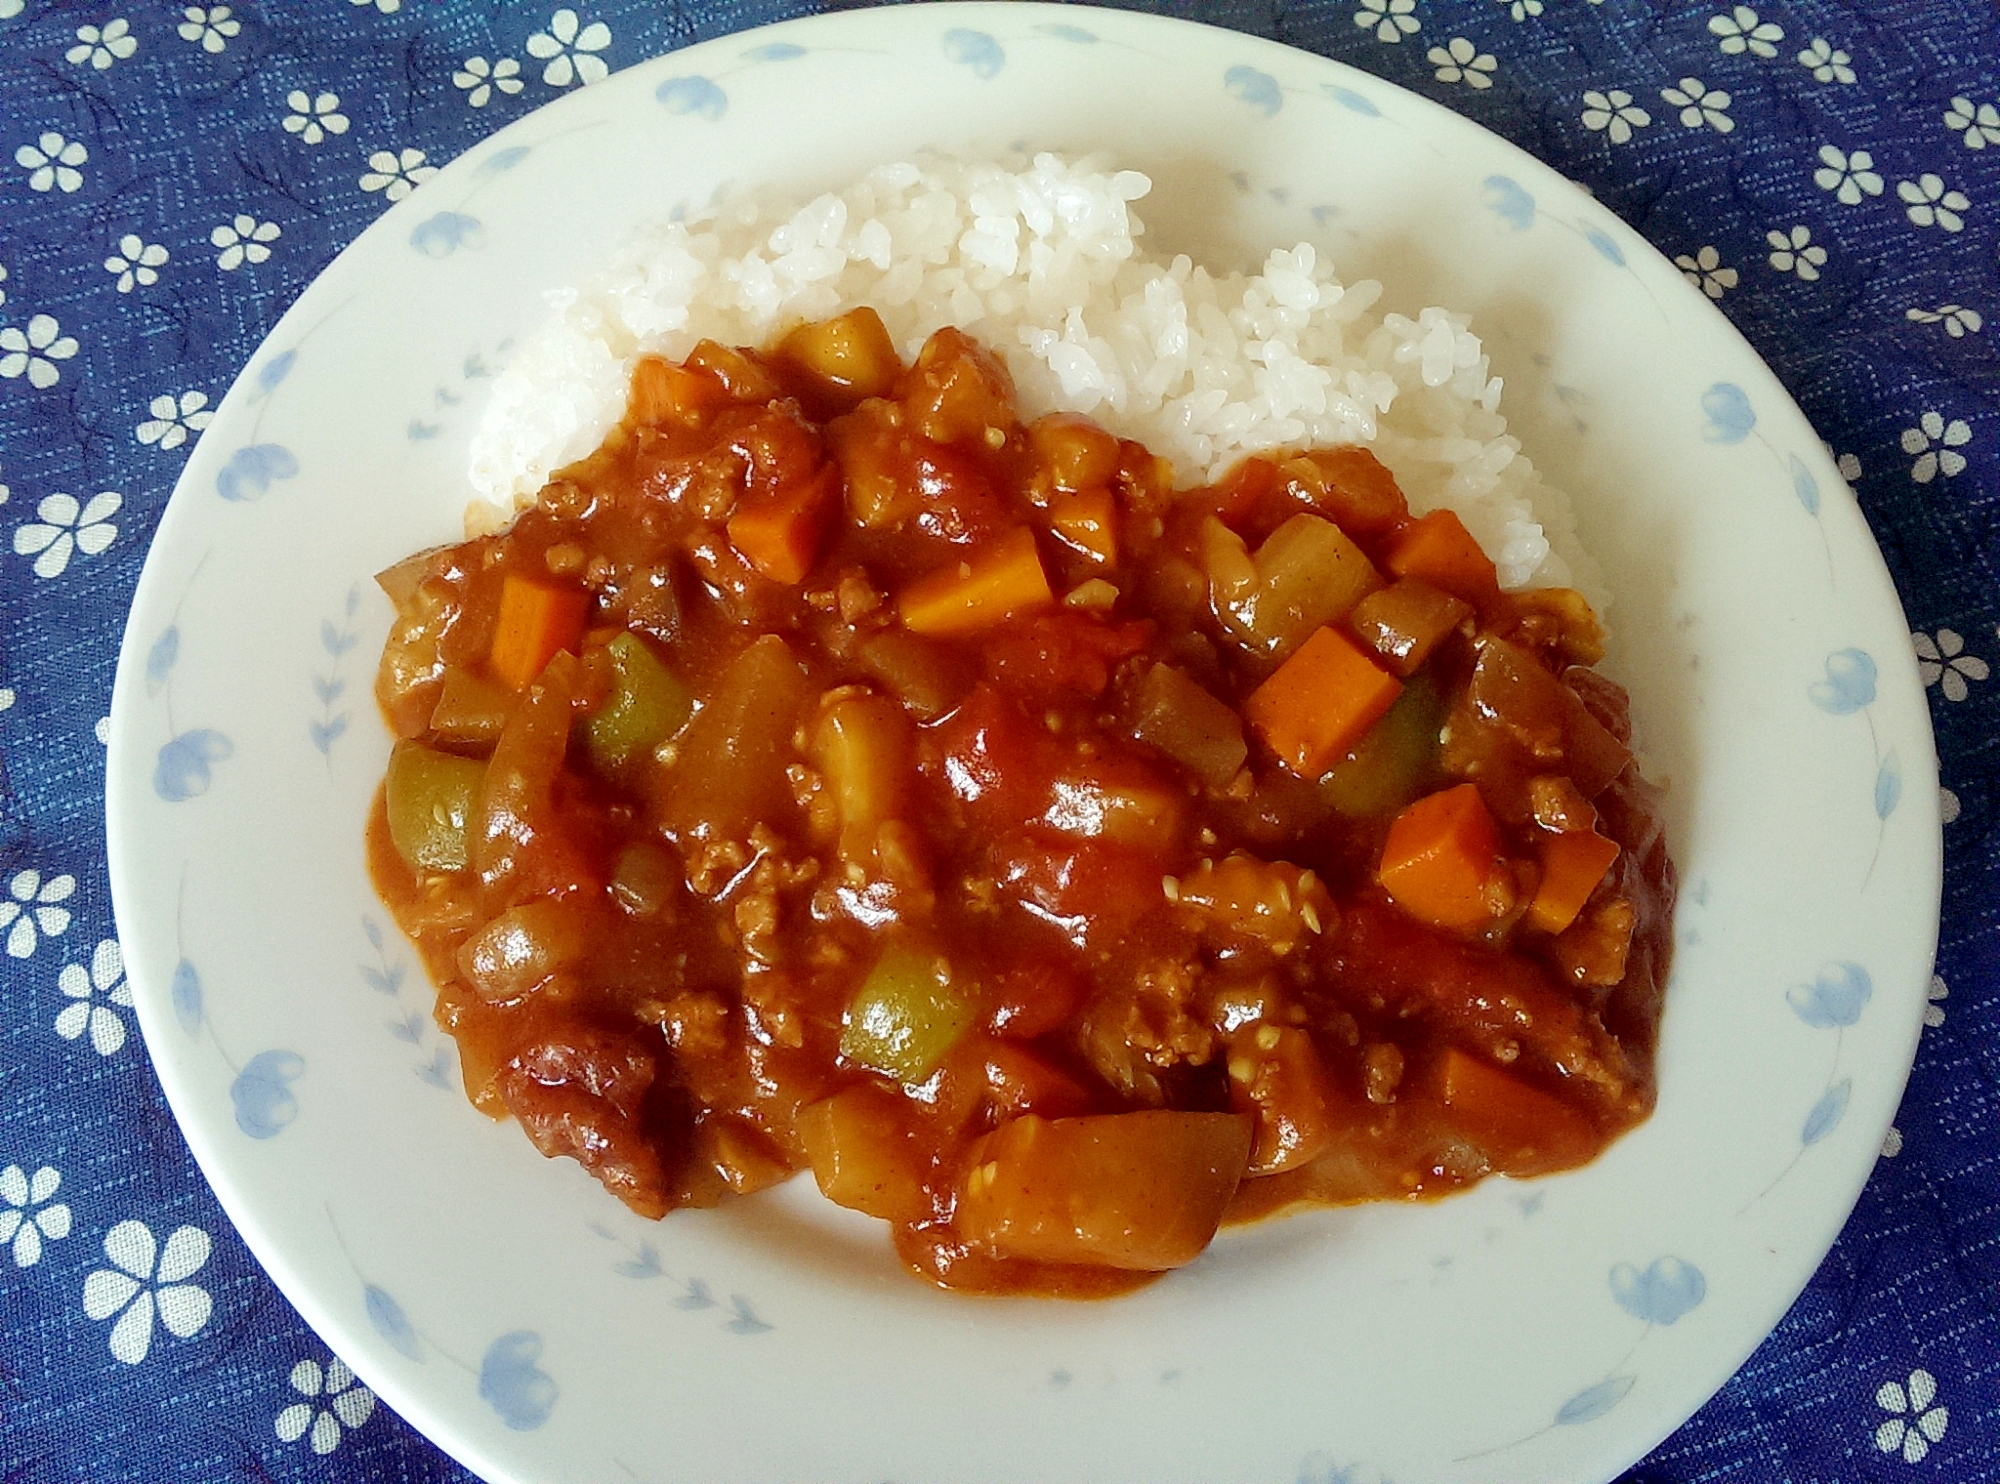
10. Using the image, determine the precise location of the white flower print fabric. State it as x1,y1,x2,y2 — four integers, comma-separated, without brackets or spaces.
0,2,1993,1480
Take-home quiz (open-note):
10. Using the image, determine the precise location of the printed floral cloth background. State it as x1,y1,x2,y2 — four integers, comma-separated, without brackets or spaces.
0,0,1994,1479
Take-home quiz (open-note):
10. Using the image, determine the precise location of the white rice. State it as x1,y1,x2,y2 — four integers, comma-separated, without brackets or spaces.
468,152,1599,607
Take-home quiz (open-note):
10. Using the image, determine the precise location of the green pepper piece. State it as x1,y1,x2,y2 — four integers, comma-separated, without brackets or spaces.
1318,671,1444,818
840,942,974,1083
584,632,696,772
385,741,486,873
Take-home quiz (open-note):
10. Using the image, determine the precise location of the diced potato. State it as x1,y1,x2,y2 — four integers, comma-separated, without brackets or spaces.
700,1113,795,1196
1279,446,1409,539
811,690,917,859
856,629,970,720
457,898,592,1002
384,741,485,874
827,400,918,530
627,354,728,427
797,1082,930,1224
683,339,782,402
775,307,903,409
1127,662,1247,788
661,635,812,844
583,632,695,772
956,1111,1253,1270
1041,767,1185,854
1175,853,1333,955
1226,1024,1336,1175
474,652,576,883
1346,578,1471,677
840,941,975,1083
901,327,1016,446
1027,412,1120,494
1047,486,1119,564
1240,514,1382,657
1435,1047,1598,1173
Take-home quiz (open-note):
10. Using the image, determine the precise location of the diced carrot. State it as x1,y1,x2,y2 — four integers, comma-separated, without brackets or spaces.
1527,828,1621,935
1383,509,1502,610
1375,782,1508,933
898,527,1053,637
489,574,590,690
1435,1046,1597,1172
1243,625,1404,777
1046,485,1118,564
626,354,727,428
726,462,837,584
1226,1023,1336,1175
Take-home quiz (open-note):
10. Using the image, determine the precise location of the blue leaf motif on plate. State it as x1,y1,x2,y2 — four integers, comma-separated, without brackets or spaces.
1609,1256,1706,1326
366,1283,423,1360
1584,226,1626,266
154,729,233,801
656,75,727,119
411,211,483,257
1037,23,1096,42
1808,648,1876,714
1555,1374,1635,1425
1803,1079,1851,1145
1876,752,1902,819
1322,83,1381,116
942,28,1004,78
1700,384,1755,444
171,958,202,1034
257,350,296,394
1482,176,1536,231
310,717,347,755
1787,453,1821,514
480,1331,557,1430
416,1046,454,1088
146,626,179,695
725,1295,772,1335
216,443,298,501
1787,961,1872,1028
478,145,531,177
743,41,806,61
1225,65,1282,117
231,1049,305,1138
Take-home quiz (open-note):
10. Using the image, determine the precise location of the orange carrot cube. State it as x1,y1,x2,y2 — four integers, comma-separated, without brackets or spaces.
1384,509,1502,610
726,464,837,584
1243,625,1403,777
1375,782,1507,933
898,527,1053,637
1527,828,1621,935
489,574,589,690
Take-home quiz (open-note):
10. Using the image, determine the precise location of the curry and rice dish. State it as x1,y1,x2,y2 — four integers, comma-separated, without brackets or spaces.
367,158,1674,1297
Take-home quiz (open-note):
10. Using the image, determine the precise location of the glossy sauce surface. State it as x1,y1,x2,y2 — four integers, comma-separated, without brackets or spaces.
368,314,1674,1296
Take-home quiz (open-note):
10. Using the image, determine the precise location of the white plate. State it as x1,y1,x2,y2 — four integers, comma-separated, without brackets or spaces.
105,6,1942,1481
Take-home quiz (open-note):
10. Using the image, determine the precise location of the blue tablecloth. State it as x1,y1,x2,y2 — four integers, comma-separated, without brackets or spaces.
1,1,1993,1478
